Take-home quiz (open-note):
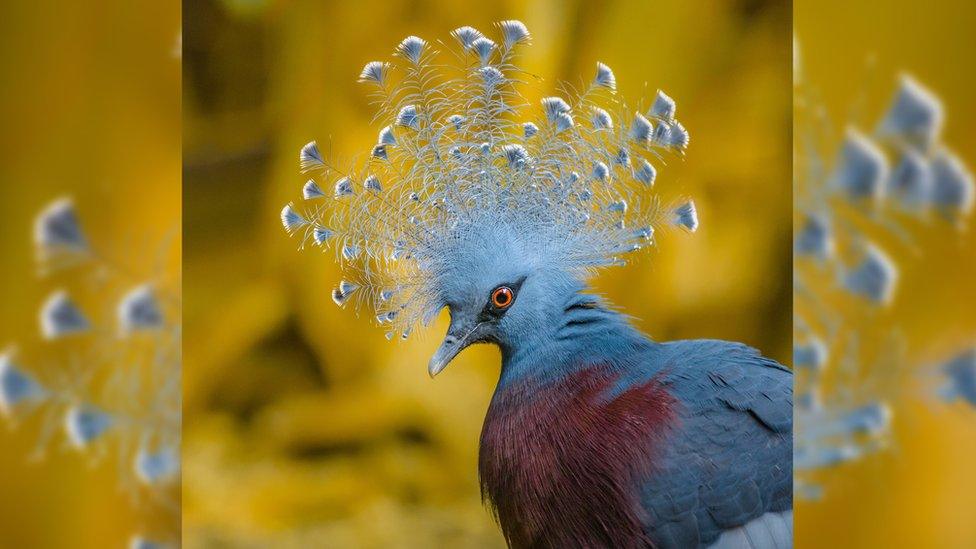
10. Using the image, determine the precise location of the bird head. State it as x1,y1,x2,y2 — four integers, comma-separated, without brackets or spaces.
425,220,581,377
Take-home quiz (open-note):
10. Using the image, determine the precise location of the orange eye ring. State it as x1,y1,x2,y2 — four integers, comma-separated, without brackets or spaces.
491,286,514,309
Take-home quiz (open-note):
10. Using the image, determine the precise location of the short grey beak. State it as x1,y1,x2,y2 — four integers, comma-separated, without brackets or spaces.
428,335,462,378
428,320,480,378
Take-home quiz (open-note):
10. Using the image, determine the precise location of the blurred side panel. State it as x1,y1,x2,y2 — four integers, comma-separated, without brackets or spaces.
0,1,180,547
794,1,976,547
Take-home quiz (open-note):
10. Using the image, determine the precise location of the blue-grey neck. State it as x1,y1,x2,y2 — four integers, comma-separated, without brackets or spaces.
495,285,656,390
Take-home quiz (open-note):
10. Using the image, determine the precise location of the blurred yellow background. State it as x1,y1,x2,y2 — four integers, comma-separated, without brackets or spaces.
183,0,790,547
794,0,976,547
0,1,181,548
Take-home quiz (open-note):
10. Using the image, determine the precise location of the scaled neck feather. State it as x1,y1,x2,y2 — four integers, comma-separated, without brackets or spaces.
497,287,653,389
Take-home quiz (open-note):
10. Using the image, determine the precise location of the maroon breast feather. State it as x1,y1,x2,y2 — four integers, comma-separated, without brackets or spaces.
479,365,678,549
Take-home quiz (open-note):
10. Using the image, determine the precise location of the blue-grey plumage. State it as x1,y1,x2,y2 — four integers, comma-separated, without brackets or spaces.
280,203,306,233
941,348,976,407
793,338,827,371
395,36,428,65
299,140,323,173
498,20,530,48
594,61,616,91
472,37,497,66
312,226,333,246
34,197,88,256
887,150,930,209
377,127,397,148
640,341,792,548
415,227,791,546
302,179,326,200
451,26,483,49
636,159,657,186
669,122,691,149
651,89,678,122
135,444,180,485
0,351,48,416
284,28,691,333
592,107,614,131
876,74,943,152
40,290,90,339
439,270,790,547
65,405,114,448
554,112,575,133
395,105,419,130
674,201,699,232
831,129,888,203
117,284,164,333
357,61,389,85
541,96,570,121
794,214,833,260
632,112,654,143
930,149,975,219
842,243,897,304
371,144,388,160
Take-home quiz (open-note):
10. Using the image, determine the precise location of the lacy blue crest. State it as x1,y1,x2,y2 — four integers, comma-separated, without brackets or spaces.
283,21,693,339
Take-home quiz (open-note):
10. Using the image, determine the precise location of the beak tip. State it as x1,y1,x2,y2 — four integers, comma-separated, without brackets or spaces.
427,360,443,379
428,330,469,379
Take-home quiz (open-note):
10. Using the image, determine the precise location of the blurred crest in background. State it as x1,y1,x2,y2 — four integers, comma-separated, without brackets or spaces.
794,0,976,546
0,1,180,547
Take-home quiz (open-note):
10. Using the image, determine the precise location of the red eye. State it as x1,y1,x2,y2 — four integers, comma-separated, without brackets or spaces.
491,286,514,309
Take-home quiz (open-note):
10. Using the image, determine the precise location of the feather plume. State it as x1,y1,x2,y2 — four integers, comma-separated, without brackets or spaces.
497,20,530,48
451,26,484,49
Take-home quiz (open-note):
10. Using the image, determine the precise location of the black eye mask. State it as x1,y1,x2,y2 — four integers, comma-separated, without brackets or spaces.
479,276,527,322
